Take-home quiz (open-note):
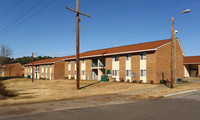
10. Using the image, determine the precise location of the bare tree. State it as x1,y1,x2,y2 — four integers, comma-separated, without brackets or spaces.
0,45,12,74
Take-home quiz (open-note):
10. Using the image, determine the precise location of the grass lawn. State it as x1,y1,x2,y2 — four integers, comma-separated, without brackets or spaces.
131,81,200,100
0,78,160,106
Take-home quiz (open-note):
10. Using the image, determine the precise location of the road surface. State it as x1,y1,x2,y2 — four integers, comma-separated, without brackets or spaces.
1,90,200,120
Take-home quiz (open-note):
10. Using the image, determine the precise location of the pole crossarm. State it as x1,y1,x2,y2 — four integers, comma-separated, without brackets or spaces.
66,7,91,18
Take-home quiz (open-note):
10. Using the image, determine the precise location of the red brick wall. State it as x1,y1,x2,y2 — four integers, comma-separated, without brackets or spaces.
71,61,75,79
3,63,23,77
119,56,126,81
146,52,157,83
156,42,171,83
155,40,184,83
176,40,184,79
131,54,140,82
86,59,91,80
198,65,200,77
54,60,65,79
105,57,112,81
65,61,68,78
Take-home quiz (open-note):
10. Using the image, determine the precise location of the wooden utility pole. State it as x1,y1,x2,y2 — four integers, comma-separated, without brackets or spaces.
32,52,34,83
66,0,91,90
171,17,174,89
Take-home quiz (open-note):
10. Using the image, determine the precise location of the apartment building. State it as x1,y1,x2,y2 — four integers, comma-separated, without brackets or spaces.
0,63,23,77
64,39,184,84
24,56,75,80
184,56,200,77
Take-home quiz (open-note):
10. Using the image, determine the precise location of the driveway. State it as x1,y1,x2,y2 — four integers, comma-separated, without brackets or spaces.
1,90,200,120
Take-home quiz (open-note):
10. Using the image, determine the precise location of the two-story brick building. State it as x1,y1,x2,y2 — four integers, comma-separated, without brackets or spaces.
64,38,184,84
24,56,75,80
0,63,23,77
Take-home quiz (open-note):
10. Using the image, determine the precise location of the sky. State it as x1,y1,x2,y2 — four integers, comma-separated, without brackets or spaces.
0,0,199,58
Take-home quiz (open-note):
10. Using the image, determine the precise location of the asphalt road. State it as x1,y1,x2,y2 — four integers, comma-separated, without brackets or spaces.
1,91,200,120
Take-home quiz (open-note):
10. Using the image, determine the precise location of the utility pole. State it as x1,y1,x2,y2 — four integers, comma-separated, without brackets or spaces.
171,17,174,89
173,31,176,88
66,0,91,90
32,52,34,83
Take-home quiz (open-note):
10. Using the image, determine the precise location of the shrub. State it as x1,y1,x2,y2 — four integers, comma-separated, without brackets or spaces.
0,82,7,99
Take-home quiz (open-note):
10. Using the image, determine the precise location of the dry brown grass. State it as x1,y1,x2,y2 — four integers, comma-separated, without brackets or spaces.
0,78,160,106
131,82,200,100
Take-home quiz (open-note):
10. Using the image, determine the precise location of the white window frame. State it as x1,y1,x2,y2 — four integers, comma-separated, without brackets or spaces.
141,53,146,60
140,70,146,77
126,54,131,61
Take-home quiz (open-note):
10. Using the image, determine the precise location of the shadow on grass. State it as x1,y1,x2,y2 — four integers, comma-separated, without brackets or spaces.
0,77,24,82
0,82,19,99
80,81,101,89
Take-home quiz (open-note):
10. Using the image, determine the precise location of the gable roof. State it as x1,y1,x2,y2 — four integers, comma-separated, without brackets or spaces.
77,39,171,58
24,55,75,66
24,39,172,66
184,56,200,64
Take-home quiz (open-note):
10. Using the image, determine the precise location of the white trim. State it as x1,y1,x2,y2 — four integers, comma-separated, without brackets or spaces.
64,49,156,60
184,63,200,65
155,41,171,49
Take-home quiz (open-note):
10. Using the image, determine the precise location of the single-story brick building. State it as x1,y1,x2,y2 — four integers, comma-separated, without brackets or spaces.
0,63,23,77
184,56,200,77
64,38,184,84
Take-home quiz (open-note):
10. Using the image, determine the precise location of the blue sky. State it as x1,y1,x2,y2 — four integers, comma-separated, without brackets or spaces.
0,0,199,58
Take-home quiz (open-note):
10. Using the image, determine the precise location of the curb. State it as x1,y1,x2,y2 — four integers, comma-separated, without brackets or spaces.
163,89,198,97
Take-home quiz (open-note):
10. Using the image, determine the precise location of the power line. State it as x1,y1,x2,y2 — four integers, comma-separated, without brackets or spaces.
0,0,57,36
0,0,44,33
104,20,171,48
0,0,21,20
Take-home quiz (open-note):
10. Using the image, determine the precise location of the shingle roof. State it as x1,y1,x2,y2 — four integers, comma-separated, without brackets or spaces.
79,39,171,58
24,39,171,66
184,56,200,64
24,55,75,66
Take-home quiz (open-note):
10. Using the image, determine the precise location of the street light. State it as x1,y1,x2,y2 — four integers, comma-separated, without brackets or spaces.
171,9,191,88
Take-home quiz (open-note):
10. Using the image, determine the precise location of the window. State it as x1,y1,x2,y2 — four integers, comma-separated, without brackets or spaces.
126,70,131,76
112,70,119,76
140,70,146,76
141,53,146,60
113,56,119,61
81,59,85,64
42,73,44,77
68,61,71,64
75,70,77,75
81,70,85,75
68,71,71,75
126,54,131,61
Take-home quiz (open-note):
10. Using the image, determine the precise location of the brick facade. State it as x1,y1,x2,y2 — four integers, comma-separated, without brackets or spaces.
86,59,91,80
131,54,140,82
1,63,23,77
119,55,126,81
65,61,68,78
54,60,65,79
105,57,112,81
198,65,200,77
146,52,157,83
71,61,75,79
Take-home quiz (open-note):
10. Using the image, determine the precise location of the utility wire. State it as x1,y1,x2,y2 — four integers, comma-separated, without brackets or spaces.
0,0,57,36
104,20,171,48
0,0,44,33
0,0,21,20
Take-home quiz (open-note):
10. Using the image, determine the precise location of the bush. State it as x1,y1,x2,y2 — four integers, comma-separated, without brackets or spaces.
0,82,7,99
